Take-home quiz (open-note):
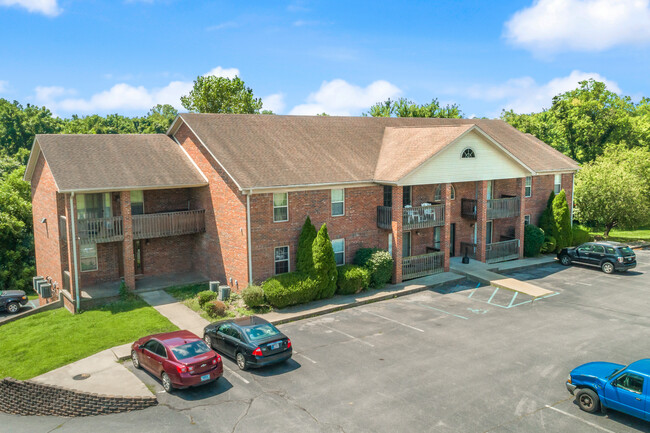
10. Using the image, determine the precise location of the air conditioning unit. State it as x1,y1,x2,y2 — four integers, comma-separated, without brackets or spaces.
33,277,46,296
209,281,220,293
40,283,52,299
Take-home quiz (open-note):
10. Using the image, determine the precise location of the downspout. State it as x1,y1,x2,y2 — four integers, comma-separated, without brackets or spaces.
70,192,81,311
246,190,253,285
570,173,575,227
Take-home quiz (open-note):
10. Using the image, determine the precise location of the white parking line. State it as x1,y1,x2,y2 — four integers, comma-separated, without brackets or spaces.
544,405,616,433
363,311,424,332
295,353,317,364
222,365,250,384
576,282,592,286
320,324,375,347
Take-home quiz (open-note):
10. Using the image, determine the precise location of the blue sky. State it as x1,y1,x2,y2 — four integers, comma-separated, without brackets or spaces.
1,0,649,118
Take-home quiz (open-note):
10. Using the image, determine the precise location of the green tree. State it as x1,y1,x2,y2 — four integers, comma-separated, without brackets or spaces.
552,190,572,251
0,99,62,159
523,224,545,257
366,97,462,118
139,104,179,133
180,76,263,114
311,224,337,299
538,191,556,237
574,147,650,236
296,216,317,273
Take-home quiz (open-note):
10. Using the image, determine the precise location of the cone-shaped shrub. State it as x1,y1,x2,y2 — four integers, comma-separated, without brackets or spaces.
296,216,317,273
538,191,556,237
312,224,338,299
553,190,572,251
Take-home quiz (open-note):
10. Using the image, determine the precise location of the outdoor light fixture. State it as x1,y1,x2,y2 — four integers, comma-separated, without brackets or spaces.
40,218,47,223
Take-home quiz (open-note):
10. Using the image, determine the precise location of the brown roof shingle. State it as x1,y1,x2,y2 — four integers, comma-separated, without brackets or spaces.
33,134,207,192
178,114,579,189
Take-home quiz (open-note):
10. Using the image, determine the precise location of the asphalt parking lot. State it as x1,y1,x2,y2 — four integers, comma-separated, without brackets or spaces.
0,299,38,323
4,250,650,433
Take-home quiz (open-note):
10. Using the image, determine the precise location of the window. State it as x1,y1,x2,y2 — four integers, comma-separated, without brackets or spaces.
614,373,644,394
131,190,144,215
77,193,111,220
606,247,615,254
434,185,442,202
403,186,412,207
388,233,393,256
592,245,605,254
80,243,98,272
487,180,493,200
332,239,345,266
524,215,531,225
461,148,475,158
402,231,411,257
331,189,345,216
450,184,455,200
274,246,289,274
433,227,441,250
273,193,288,222
554,174,562,194
577,244,593,253
525,176,532,197
383,185,392,207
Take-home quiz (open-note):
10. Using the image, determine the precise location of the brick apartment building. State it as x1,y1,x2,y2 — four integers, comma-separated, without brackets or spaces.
24,114,579,312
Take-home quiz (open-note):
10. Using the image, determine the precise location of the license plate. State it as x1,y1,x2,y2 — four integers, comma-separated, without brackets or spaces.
270,342,280,350
201,374,210,381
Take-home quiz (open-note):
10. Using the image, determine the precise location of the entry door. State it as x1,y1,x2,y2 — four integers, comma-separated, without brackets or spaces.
134,240,143,275
486,221,493,245
450,224,456,257
403,232,412,258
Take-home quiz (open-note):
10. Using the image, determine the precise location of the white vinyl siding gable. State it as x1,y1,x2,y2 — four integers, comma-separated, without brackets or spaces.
399,130,530,186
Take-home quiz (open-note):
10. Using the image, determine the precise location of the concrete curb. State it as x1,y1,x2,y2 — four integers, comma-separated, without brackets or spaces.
631,243,650,250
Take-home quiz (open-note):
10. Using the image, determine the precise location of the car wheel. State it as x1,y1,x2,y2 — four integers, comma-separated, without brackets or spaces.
560,254,572,266
601,262,614,274
236,352,248,371
576,388,600,413
204,334,212,348
131,351,141,369
6,302,20,314
161,372,173,393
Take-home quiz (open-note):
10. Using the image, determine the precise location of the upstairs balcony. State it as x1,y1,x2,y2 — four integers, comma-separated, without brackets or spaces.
461,197,520,220
77,209,206,244
377,204,445,231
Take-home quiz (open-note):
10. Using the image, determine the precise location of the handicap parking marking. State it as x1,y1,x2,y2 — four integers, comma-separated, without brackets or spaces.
544,405,617,433
465,285,559,309
363,310,425,332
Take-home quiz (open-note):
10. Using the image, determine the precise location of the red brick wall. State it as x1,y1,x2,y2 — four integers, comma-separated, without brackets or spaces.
140,235,197,276
79,242,121,287
144,189,193,214
522,174,574,226
175,124,249,289
31,154,64,304
249,186,384,284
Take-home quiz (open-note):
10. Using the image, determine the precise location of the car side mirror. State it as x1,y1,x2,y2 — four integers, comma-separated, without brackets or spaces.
138,345,144,350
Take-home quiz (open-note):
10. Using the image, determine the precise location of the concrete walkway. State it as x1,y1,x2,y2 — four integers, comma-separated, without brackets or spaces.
31,348,153,398
450,255,557,298
138,289,209,336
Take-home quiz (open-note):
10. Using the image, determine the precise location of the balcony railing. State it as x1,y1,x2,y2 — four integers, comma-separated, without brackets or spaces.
133,209,206,240
461,197,520,220
377,205,445,230
78,216,124,244
402,252,444,280
486,239,520,264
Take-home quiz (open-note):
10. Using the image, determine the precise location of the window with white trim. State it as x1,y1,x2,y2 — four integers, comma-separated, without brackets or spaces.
450,184,455,200
554,174,562,194
331,189,345,216
274,246,289,274
332,239,345,266
524,215,531,225
80,243,98,272
461,148,475,158
403,186,412,207
434,185,442,202
525,176,532,198
273,193,288,222
131,190,144,215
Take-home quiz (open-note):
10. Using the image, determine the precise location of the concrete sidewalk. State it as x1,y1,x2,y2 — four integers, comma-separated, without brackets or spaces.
138,290,209,336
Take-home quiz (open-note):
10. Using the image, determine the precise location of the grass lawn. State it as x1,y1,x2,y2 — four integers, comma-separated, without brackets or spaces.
586,227,650,243
166,283,271,321
0,297,178,380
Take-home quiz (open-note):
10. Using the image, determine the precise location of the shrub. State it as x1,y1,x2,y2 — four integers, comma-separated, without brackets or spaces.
538,191,556,237
336,265,371,295
553,190,572,251
261,272,320,309
353,248,381,267
204,300,226,318
119,281,130,300
197,290,217,308
242,285,265,308
572,226,594,246
540,236,556,254
296,216,317,273
312,224,337,299
524,224,545,257
365,250,394,288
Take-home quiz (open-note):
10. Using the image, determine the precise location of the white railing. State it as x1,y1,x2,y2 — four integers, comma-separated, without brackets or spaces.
403,205,445,230
402,252,444,280
486,239,520,264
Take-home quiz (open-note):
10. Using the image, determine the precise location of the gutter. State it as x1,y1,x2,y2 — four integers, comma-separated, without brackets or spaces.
246,190,253,285
571,173,575,227
70,193,81,311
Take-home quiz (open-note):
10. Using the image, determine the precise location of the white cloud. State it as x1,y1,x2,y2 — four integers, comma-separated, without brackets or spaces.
262,93,286,113
289,79,401,116
0,0,61,16
457,70,620,114
35,66,240,114
505,0,650,54
206,22,239,31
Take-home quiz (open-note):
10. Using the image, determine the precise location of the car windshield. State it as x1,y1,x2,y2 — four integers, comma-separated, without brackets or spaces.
618,246,635,257
243,323,281,342
607,365,628,380
170,340,211,360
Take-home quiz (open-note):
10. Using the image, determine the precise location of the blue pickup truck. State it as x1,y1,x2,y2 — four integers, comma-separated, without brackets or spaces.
567,359,650,421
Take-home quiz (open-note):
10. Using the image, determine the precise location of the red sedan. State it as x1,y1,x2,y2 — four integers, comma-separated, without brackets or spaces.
131,330,223,393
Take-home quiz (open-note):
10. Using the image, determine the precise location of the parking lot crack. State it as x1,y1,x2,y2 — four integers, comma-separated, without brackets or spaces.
231,394,260,433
